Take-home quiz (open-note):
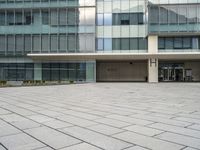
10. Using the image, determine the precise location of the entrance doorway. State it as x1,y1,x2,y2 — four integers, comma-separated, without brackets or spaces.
159,64,184,82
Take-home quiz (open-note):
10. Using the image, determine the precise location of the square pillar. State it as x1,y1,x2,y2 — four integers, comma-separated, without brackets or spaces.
148,58,158,83
148,35,158,83
34,63,42,80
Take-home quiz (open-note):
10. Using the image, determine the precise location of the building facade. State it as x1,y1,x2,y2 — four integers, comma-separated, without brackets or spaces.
0,0,200,83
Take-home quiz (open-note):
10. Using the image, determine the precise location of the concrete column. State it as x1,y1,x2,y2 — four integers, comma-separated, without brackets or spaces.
148,58,158,83
148,35,158,83
34,63,42,80
86,61,96,82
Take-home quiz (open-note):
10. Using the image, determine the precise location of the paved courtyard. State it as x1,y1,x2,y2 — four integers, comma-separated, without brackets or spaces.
0,83,200,150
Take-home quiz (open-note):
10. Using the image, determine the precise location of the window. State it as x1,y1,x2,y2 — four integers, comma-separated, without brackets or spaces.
0,35,6,54
68,9,76,25
112,38,120,50
158,38,165,49
59,9,67,25
160,7,168,24
42,10,49,25
121,38,130,50
42,35,49,52
174,38,182,49
138,13,144,24
7,35,15,53
15,11,23,25
51,9,58,26
24,35,31,53
15,35,24,54
24,11,32,25
97,13,103,25
104,14,112,25
68,34,76,52
50,34,58,51
139,38,147,50
130,38,138,50
0,11,5,26
104,38,112,51
97,38,103,51
59,34,67,52
178,6,187,24
112,13,120,25
149,6,159,24
120,13,130,25
33,35,41,52
168,6,178,24
130,13,138,25
7,11,14,25
165,38,173,49
183,38,191,49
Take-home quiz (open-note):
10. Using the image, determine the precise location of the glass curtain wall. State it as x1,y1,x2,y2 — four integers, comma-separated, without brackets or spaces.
149,4,200,33
0,2,96,56
96,0,148,53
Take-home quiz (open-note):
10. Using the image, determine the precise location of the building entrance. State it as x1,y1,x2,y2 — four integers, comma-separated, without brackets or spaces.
159,64,184,82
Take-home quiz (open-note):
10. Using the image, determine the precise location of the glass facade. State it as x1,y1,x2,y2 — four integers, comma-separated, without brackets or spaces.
158,36,200,52
149,4,200,33
0,5,95,56
96,0,148,53
0,0,200,82
0,62,95,81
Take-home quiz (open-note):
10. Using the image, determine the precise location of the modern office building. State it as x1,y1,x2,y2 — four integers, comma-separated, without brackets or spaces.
0,0,200,83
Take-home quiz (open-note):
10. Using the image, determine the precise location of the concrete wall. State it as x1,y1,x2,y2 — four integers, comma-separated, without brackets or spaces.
185,62,200,81
97,61,147,82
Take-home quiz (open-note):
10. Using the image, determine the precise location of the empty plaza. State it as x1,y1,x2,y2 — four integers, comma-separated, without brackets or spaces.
0,83,200,150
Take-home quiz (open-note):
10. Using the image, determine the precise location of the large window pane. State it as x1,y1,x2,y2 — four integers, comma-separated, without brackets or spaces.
24,11,32,25
59,9,67,25
165,38,173,49
15,35,24,54
112,38,120,50
97,13,103,25
120,13,130,25
149,6,159,24
160,6,168,24
158,37,165,49
104,13,112,25
183,38,191,49
121,38,130,50
104,38,112,51
33,35,41,52
15,11,23,25
0,11,6,26
0,35,6,54
68,34,76,52
178,6,187,24
68,9,76,25
7,11,14,25
130,13,138,25
130,38,138,50
24,35,31,53
168,6,178,24
174,38,182,49
60,63,68,81
7,35,15,54
42,34,49,52
97,38,103,51
188,6,197,24
50,34,58,51
51,9,58,26
138,38,147,50
59,34,67,52
42,10,49,25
